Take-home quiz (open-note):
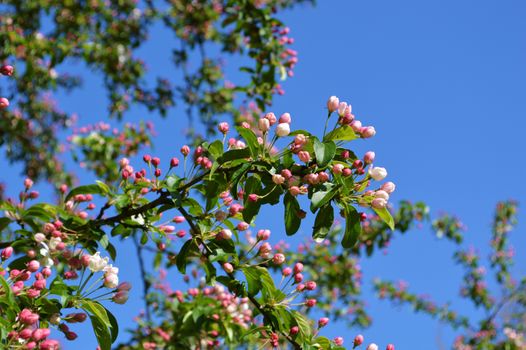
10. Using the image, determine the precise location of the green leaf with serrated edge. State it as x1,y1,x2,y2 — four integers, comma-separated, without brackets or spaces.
284,192,301,236
65,184,104,202
373,206,395,230
323,125,358,142
236,127,259,158
342,205,362,248
313,138,336,168
312,204,334,242
242,266,262,297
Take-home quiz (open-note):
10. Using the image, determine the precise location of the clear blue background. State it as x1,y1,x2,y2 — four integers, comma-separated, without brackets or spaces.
2,0,526,348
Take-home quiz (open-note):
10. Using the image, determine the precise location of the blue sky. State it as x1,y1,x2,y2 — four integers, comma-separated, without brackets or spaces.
2,0,526,349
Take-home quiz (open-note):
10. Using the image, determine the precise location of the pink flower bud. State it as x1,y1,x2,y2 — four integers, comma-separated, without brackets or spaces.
258,242,272,258
305,281,316,290
170,157,180,167
173,216,185,223
117,282,132,291
318,171,329,183
24,178,34,189
294,262,304,273
342,168,352,177
272,253,285,265
381,181,396,193
361,126,376,138
32,328,50,341
334,337,344,346
258,118,270,132
218,229,232,240
332,164,344,174
65,331,78,340
371,198,387,209
276,123,290,137
386,344,395,350
282,267,292,276
112,291,129,304
222,262,234,274
327,96,339,112
369,167,388,181
19,328,33,339
237,221,249,231
279,113,291,124
354,334,364,346
289,186,301,196
364,151,375,164
218,122,229,134
248,193,259,202
142,154,151,163
264,112,277,125
298,151,311,163
294,273,303,283
290,326,299,335
0,97,9,108
40,339,60,349
318,317,329,327
180,145,190,156
272,174,285,185
20,309,39,325
281,169,292,179
27,260,40,272
1,247,13,260
367,344,379,350
257,229,271,240
294,134,307,146
305,298,317,307
42,267,51,278
351,120,362,131
119,158,129,168
0,65,14,76
375,190,390,200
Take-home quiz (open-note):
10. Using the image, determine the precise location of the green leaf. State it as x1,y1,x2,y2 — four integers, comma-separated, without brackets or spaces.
312,204,334,242
106,308,119,343
310,183,337,212
65,184,104,202
342,205,362,248
0,217,11,232
284,193,301,236
313,139,336,167
324,125,358,142
95,180,111,195
242,266,263,297
207,140,224,160
291,310,312,341
373,206,395,230
81,300,110,327
236,127,259,158
176,239,196,274
87,312,112,350
218,148,251,164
